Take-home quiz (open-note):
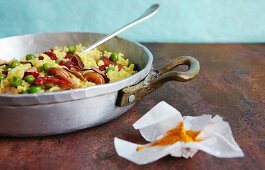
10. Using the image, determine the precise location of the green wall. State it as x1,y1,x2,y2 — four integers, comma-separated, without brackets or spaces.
0,0,264,42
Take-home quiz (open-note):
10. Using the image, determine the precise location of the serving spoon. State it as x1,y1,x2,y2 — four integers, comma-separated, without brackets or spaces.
83,4,159,53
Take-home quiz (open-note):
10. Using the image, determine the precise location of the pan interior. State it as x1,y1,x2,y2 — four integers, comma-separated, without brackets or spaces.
0,32,149,71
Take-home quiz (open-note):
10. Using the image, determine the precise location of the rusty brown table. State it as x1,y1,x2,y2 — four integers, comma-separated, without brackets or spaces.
0,44,264,170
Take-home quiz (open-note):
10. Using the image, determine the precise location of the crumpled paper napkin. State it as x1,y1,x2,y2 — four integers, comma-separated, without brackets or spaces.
114,101,244,165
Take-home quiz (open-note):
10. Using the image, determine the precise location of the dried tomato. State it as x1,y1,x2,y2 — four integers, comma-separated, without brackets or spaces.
24,71,39,78
44,52,57,60
34,77,73,89
64,54,84,70
38,56,44,60
99,65,106,71
99,56,123,70
2,70,8,75
100,56,114,67
117,64,123,70
59,60,76,69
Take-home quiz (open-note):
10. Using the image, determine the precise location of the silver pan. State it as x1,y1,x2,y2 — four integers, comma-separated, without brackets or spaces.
0,32,200,137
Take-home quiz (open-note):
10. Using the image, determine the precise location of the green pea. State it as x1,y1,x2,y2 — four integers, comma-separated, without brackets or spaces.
67,45,76,54
42,63,53,72
0,73,6,80
9,76,22,87
26,54,36,60
110,53,119,62
105,67,115,73
28,86,42,93
1,65,8,70
24,75,35,84
9,60,20,68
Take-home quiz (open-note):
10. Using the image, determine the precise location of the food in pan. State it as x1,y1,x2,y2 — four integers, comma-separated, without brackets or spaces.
0,44,135,94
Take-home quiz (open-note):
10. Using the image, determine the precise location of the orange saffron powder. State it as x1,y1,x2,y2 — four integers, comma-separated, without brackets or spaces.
136,122,201,151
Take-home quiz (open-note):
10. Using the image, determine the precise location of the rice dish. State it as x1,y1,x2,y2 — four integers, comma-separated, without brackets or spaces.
0,44,135,94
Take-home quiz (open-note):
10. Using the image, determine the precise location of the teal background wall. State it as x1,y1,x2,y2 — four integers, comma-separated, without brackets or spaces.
0,0,264,43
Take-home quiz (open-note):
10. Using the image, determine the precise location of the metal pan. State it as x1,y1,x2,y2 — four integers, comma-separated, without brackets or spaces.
0,32,200,136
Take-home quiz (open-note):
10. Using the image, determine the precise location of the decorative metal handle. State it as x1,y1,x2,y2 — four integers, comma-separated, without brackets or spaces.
116,56,200,107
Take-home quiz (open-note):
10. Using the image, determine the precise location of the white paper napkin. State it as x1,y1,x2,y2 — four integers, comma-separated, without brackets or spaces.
114,101,244,165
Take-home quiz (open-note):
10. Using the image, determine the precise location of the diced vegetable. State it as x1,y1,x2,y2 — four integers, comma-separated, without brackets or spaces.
42,63,53,72
28,86,42,93
110,53,119,62
24,75,35,84
105,67,115,73
0,73,6,80
26,54,36,60
44,52,57,60
9,76,22,87
2,65,8,70
100,56,114,67
9,60,20,68
34,77,74,89
67,45,76,54
63,54,84,70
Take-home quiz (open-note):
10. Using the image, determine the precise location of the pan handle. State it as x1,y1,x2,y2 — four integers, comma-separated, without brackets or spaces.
116,56,200,107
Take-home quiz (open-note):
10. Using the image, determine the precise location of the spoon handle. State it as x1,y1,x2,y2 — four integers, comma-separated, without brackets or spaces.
83,4,159,53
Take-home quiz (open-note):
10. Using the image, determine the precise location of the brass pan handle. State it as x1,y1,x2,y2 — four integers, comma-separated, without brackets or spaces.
116,56,200,107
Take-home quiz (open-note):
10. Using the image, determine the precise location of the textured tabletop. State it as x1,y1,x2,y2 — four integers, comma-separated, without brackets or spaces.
0,44,264,170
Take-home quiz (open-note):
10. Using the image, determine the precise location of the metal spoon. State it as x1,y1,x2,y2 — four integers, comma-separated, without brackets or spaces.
83,4,159,53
